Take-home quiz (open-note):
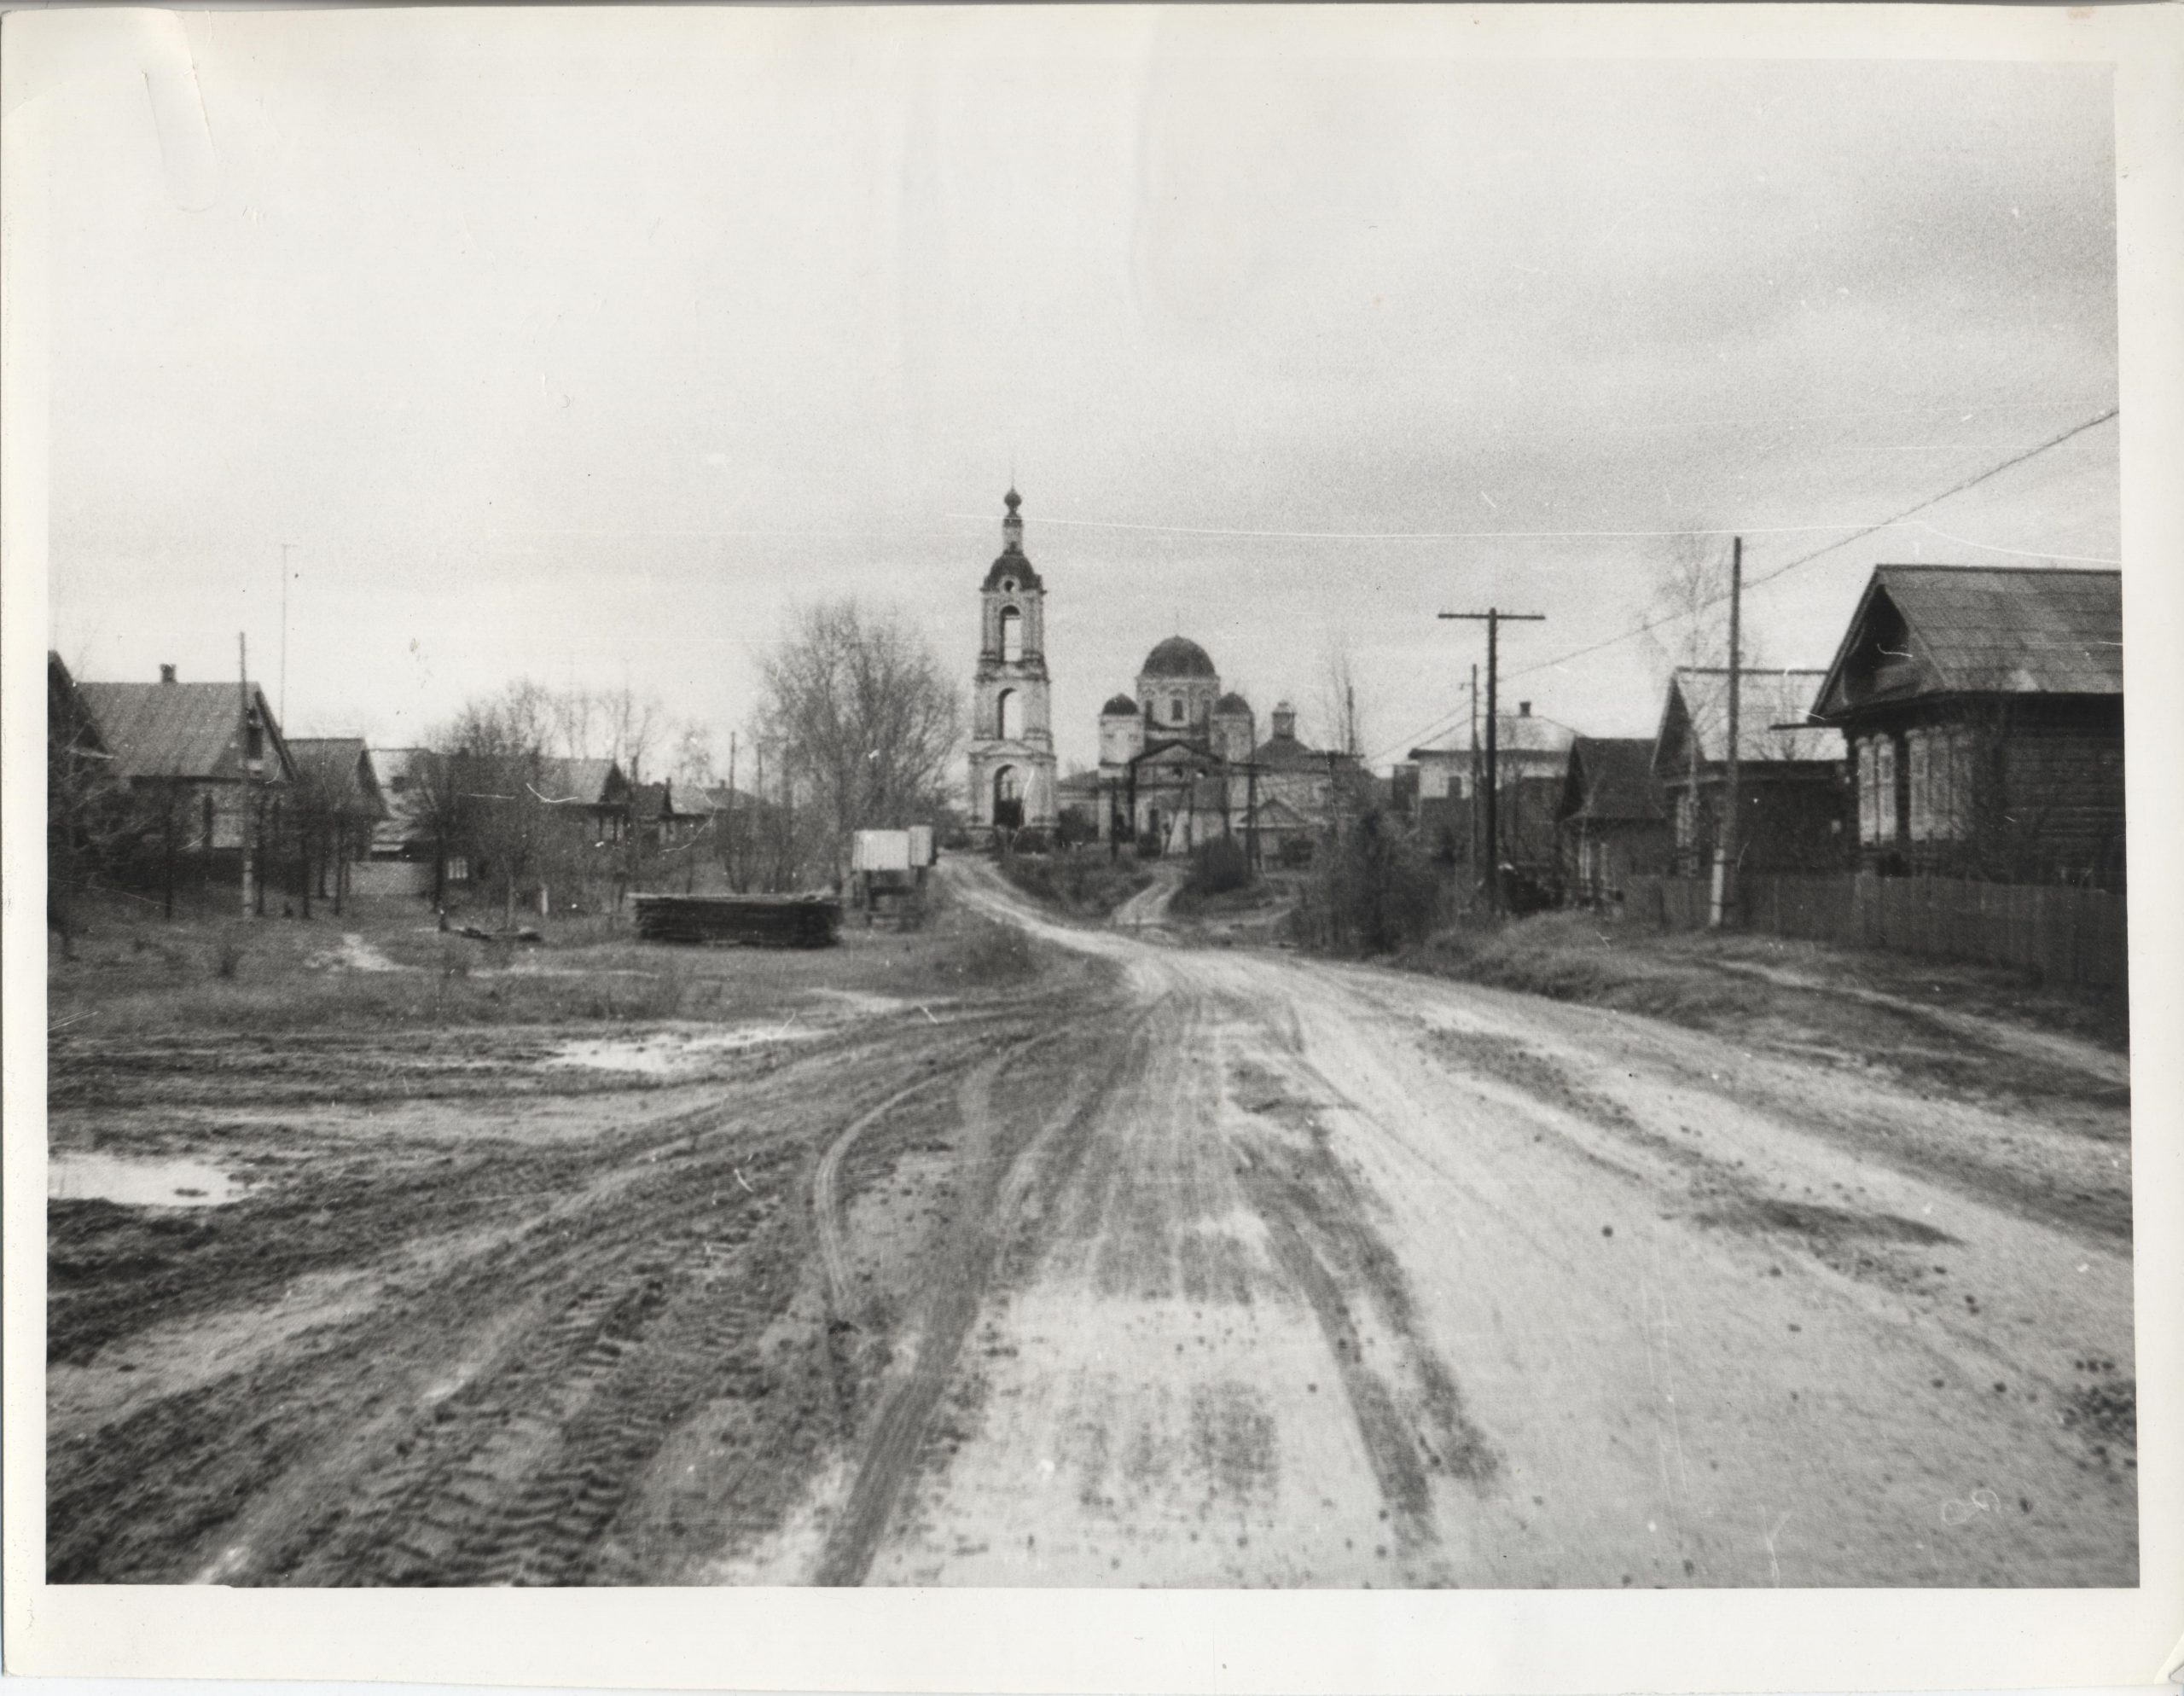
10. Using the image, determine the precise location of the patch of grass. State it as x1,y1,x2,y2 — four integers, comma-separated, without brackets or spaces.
996,851,1153,921
46,884,1050,1039
1401,909,1752,1025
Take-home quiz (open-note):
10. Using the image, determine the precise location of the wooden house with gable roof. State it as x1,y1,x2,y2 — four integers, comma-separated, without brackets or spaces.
75,663,296,863
1808,564,2123,887
1653,667,1846,876
1556,735,1672,906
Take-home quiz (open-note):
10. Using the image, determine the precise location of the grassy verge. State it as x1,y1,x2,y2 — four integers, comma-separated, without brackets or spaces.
47,883,1047,1040
995,852,1155,921
1395,905,2128,1064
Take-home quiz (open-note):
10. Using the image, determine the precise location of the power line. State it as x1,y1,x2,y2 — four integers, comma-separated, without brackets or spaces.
1365,406,2119,765
1742,407,2119,592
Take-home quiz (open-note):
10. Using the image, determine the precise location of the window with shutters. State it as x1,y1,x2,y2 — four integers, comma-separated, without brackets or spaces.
1873,736,1898,845
1908,729,1933,842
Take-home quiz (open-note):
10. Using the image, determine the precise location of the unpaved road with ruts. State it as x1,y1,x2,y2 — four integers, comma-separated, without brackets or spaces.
48,859,2134,1586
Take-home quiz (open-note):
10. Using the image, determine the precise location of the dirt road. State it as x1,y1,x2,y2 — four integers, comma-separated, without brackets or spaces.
47,862,2133,1586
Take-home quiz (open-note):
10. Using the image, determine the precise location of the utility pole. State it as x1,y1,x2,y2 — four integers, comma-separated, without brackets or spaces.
727,729,739,890
1716,537,1744,928
239,633,256,920
1439,608,1545,912
1245,758,1260,871
1467,663,1480,878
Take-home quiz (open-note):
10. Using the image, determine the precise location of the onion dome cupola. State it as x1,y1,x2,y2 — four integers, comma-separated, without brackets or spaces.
982,486,1043,593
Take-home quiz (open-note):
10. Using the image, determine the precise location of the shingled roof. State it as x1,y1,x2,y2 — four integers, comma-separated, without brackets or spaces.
288,737,388,817
535,758,625,806
1811,565,2123,721
1654,668,1839,774
1560,736,1665,823
77,678,293,784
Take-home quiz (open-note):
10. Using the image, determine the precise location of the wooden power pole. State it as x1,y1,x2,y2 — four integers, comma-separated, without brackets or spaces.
1716,536,1744,928
1439,608,1544,911
239,633,256,920
1467,663,1480,878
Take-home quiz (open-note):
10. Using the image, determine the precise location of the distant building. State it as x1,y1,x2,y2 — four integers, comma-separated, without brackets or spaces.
1555,736,1671,907
536,757,633,845
967,489,1059,839
1653,667,1845,875
288,737,391,894
75,662,295,857
366,747,435,858
1808,565,2123,887
1409,702,1577,881
1095,642,1358,857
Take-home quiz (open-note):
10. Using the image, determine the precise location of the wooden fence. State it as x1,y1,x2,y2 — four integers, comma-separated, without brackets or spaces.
1621,872,2128,990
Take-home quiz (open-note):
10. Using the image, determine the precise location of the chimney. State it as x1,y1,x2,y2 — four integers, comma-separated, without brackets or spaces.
1517,700,1531,717
160,664,177,683
1271,700,1297,741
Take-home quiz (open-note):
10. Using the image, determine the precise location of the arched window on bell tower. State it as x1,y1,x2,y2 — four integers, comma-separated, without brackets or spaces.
999,605,1023,663
997,688,1023,741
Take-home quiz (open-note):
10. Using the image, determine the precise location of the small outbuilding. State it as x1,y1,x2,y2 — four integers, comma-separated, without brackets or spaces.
1556,736,1672,907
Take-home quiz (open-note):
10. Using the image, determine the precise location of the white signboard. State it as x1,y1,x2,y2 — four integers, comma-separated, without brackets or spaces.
851,829,914,872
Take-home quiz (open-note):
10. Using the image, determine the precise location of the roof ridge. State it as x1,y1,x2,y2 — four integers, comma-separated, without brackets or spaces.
1872,561,2120,578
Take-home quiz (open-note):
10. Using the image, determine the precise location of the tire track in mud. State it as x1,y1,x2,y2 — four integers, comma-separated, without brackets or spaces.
811,1028,1112,1587
1226,1043,1500,1553
50,1015,1039,1585
814,1073,958,1313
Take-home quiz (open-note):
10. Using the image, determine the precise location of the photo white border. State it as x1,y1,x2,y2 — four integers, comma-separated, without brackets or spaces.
5,5,2180,1690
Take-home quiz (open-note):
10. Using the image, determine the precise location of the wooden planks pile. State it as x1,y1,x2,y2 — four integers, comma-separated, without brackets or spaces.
631,892,843,948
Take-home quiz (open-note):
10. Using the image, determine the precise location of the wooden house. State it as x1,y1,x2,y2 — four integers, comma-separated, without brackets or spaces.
1556,736,1672,906
1409,702,1577,883
1808,565,2123,887
1653,667,1846,875
75,664,296,868
288,739,391,881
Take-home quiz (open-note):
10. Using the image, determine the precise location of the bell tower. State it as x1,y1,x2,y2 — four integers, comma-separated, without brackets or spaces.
967,488,1058,839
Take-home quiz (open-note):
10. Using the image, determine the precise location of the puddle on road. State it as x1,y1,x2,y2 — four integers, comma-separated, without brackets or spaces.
543,1025,824,1077
49,1153,241,1208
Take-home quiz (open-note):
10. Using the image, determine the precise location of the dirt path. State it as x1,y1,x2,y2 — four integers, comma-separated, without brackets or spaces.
48,862,2134,1587
1112,867,1182,932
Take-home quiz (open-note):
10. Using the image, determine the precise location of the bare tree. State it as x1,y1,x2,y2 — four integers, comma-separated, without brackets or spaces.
1641,530,1770,680
433,681,578,926
594,686,664,783
1314,634,1368,759
756,599,962,883
46,655,131,949
670,721,715,792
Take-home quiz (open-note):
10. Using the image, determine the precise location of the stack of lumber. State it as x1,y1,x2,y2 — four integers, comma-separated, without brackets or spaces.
630,892,842,948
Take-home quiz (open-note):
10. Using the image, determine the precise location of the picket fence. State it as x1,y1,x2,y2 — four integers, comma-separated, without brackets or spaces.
1620,872,2128,990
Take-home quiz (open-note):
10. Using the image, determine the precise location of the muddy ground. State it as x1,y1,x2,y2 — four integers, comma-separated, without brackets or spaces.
45,863,2135,1586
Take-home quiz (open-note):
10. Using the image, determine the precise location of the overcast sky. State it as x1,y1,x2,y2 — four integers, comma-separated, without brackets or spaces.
33,9,2118,775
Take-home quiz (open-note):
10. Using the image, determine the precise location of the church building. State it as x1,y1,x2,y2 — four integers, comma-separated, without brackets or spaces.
966,489,1059,839
1095,637,1356,857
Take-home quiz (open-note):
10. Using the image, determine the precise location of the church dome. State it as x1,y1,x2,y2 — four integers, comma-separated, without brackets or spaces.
1139,636,1218,679
981,487,1043,592
983,551,1043,594
1100,694,1140,717
1213,692,1252,716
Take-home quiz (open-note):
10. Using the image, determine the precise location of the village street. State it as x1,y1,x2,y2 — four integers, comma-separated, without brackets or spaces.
799,862,2135,1587
46,861,2133,1588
